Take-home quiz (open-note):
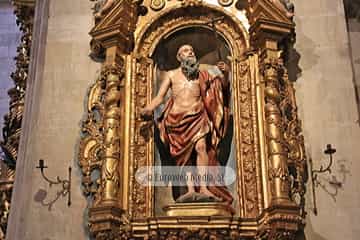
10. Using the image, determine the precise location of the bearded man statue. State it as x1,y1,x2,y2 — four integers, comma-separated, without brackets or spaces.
141,44,233,204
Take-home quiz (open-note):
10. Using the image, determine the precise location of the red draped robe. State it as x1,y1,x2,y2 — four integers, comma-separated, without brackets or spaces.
157,69,233,204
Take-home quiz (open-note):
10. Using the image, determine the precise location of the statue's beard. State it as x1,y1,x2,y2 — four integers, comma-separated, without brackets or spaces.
180,56,199,80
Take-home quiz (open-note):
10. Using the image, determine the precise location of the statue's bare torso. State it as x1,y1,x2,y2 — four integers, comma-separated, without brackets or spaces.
168,68,202,114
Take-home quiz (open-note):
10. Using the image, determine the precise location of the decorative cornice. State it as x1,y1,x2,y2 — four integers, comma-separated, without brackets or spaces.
89,0,141,55
247,0,296,55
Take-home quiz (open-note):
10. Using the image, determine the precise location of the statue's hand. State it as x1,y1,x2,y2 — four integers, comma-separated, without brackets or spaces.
140,107,153,120
216,61,230,89
216,61,230,74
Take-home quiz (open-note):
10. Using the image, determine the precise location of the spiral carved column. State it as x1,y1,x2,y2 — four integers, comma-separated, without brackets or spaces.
262,45,291,204
255,39,301,240
100,47,124,204
88,46,127,239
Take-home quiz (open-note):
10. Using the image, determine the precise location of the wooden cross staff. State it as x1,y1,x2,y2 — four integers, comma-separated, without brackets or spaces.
205,16,225,61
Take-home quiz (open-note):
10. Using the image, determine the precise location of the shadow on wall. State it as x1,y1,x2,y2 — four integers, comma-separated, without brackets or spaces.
315,159,350,203
344,0,360,125
286,47,302,82
299,151,351,240
287,18,319,82
344,0,360,22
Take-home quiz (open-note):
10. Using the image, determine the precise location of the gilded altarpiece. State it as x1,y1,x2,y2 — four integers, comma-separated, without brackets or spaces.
79,0,307,239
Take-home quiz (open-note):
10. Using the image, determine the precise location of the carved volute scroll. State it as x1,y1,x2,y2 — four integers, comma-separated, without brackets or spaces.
79,0,307,239
278,57,307,219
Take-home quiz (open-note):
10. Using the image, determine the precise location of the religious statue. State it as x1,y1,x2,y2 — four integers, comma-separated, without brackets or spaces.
141,44,233,205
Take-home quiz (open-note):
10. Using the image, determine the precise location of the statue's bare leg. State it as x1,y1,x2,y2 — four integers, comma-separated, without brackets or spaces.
179,172,196,200
195,138,219,199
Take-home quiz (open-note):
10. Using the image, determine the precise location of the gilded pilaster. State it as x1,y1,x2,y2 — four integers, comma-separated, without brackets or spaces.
247,1,304,238
87,47,127,239
99,46,124,204
83,1,141,238
260,42,291,204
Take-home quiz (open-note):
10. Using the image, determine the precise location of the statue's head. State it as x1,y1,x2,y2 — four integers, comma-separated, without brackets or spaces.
176,44,196,62
177,44,199,79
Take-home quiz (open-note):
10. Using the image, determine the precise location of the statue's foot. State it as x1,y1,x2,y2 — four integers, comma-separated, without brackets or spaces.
175,191,198,203
199,188,222,202
180,191,196,200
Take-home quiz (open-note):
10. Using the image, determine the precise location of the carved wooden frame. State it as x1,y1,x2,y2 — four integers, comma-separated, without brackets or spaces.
79,0,307,239
129,4,262,219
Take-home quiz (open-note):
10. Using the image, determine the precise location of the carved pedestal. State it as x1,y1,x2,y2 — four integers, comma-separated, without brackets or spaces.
163,202,235,217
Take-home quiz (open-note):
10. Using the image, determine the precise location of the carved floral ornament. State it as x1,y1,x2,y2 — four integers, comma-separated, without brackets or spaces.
79,0,306,239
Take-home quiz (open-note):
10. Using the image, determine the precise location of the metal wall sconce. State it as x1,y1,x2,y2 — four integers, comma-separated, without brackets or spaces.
36,159,71,207
310,144,340,215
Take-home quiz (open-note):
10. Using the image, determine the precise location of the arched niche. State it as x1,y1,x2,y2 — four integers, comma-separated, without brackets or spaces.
126,4,262,221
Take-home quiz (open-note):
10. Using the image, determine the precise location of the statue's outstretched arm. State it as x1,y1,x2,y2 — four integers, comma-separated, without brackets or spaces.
141,72,171,116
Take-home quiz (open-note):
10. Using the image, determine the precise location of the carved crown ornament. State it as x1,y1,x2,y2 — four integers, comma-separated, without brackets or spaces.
79,0,306,239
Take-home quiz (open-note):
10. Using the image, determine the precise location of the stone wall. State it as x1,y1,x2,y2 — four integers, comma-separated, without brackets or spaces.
293,0,360,239
6,0,100,239
0,0,20,141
